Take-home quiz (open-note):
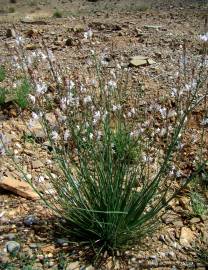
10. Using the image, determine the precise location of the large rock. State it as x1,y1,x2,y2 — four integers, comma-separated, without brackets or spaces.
0,176,39,200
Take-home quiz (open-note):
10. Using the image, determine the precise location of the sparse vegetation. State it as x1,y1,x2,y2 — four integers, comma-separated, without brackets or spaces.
8,7,15,13
14,79,31,109
0,66,6,82
53,9,63,18
0,87,6,106
191,192,208,216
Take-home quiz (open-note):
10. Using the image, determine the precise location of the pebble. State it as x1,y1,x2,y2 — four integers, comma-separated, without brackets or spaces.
7,233,16,240
190,217,201,224
6,241,20,254
24,215,39,226
29,243,39,249
56,238,69,246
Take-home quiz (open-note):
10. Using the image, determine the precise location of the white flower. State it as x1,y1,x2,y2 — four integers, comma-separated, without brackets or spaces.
91,79,97,86
199,32,208,42
108,80,117,90
59,115,67,122
27,55,33,66
60,97,68,110
110,70,116,79
97,131,102,140
38,175,45,183
64,130,70,141
84,29,93,39
0,133,8,156
89,133,93,139
83,95,92,104
127,111,132,117
159,107,167,119
69,80,75,90
116,63,122,69
47,49,55,61
0,211,5,218
131,108,136,114
36,81,47,95
51,131,59,140
15,35,24,46
57,76,62,83
32,112,39,120
29,94,36,104
201,118,208,126
130,130,139,137
90,49,95,55
80,84,86,93
93,111,101,124
112,104,121,112
184,80,197,92
37,51,47,60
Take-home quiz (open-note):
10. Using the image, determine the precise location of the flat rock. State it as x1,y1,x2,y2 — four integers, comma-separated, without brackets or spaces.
0,176,39,200
130,56,147,67
180,227,195,247
129,55,155,67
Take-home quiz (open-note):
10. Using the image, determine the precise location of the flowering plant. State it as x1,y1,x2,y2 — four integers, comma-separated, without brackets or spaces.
2,30,208,253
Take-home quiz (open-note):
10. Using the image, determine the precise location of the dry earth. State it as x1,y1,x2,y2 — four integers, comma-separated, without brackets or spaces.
0,0,208,269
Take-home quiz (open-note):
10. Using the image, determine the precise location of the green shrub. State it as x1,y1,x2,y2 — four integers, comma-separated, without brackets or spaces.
53,10,63,18
191,192,208,216
8,7,15,13
15,79,31,109
0,66,6,82
0,87,6,106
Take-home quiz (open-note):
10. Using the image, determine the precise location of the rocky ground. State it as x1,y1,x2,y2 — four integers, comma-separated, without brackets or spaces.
0,0,208,269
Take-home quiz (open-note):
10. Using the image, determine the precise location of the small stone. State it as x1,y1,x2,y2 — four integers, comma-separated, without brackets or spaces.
190,217,201,224
32,160,43,169
6,241,20,254
66,261,80,270
56,238,69,246
24,215,39,226
29,243,39,249
7,233,16,240
180,227,195,247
